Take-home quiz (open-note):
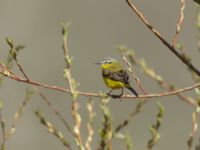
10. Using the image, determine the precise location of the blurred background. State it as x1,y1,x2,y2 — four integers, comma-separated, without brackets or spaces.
0,0,200,149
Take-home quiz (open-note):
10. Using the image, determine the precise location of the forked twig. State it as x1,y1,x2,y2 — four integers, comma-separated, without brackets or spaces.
125,0,200,76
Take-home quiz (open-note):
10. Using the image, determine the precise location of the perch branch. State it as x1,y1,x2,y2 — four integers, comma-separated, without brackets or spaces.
1,61,200,99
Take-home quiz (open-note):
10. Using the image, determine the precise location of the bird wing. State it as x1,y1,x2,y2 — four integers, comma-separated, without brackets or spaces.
102,69,129,84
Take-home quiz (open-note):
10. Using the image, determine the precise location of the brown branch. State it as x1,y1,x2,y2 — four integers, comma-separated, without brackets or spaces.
15,61,29,81
1,60,200,100
125,0,200,76
172,0,185,47
0,66,200,100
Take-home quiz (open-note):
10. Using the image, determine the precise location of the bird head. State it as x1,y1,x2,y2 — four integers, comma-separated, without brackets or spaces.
96,57,122,70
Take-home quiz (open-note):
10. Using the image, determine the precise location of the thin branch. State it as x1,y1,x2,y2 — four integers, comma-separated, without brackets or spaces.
15,61,29,81
1,60,200,100
38,92,73,135
0,64,200,99
117,46,198,108
137,57,198,108
34,109,72,150
122,56,147,95
172,0,185,47
5,88,33,140
115,100,146,133
125,0,200,76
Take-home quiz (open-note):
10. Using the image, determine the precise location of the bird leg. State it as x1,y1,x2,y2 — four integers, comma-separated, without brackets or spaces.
109,88,124,99
107,89,114,96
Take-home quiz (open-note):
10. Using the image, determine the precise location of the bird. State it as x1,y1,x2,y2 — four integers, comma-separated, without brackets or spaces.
96,57,138,98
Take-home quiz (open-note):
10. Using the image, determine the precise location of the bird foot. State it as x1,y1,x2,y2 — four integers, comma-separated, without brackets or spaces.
107,93,123,99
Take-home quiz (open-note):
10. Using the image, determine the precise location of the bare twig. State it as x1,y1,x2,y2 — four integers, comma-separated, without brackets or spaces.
85,98,95,150
15,61,29,81
125,0,200,76
118,46,198,108
172,0,185,47
144,55,195,108
138,58,198,108
5,88,33,140
115,100,145,133
38,92,73,135
122,56,147,95
34,109,72,150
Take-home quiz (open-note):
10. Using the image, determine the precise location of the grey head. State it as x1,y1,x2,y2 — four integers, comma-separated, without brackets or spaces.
95,57,117,65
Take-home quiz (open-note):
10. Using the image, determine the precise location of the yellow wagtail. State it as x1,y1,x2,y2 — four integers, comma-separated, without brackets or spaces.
96,57,138,98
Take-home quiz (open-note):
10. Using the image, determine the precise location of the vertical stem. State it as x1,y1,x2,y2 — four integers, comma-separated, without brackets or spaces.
62,23,84,150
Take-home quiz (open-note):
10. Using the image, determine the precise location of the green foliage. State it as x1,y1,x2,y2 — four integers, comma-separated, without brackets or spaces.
61,22,73,68
6,37,25,61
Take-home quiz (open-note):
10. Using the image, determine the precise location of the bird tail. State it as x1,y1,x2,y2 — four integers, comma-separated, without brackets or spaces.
126,85,138,97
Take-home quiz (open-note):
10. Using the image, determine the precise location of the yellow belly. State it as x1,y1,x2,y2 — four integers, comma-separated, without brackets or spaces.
103,77,125,89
